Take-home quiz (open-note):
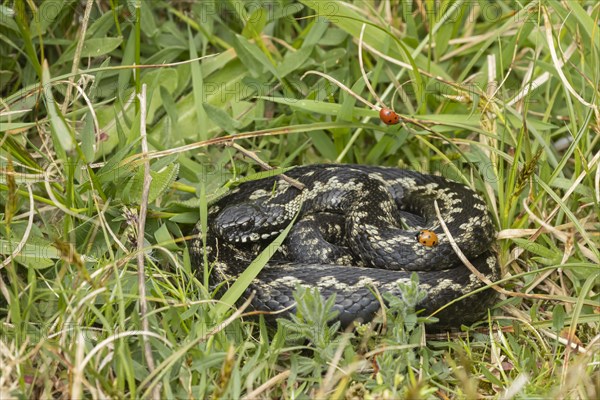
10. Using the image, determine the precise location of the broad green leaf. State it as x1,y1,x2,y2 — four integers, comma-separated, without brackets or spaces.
81,111,95,161
140,3,158,37
94,139,140,186
277,47,313,78
154,224,177,250
56,37,123,66
169,212,200,224
230,34,266,78
233,34,279,78
511,238,561,260
34,0,64,35
308,131,336,160
0,239,59,269
143,68,178,122
80,37,123,57
231,100,258,130
203,103,242,134
148,59,249,142
118,30,136,100
0,122,36,132
160,86,179,128
366,133,408,164
257,96,375,118
42,60,75,155
339,76,367,122
188,27,209,141
302,16,328,47
320,28,348,46
242,7,267,38
87,7,120,37
552,304,566,331
128,163,180,204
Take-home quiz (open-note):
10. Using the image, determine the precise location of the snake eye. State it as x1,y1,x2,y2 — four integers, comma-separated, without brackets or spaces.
235,214,256,232
239,220,252,230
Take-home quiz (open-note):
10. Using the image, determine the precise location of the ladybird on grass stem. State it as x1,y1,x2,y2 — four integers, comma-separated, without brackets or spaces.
379,108,400,125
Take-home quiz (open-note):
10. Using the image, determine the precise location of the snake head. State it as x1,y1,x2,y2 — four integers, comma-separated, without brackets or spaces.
213,203,272,243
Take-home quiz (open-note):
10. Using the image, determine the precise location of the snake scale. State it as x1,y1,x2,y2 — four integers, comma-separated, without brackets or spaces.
192,164,499,328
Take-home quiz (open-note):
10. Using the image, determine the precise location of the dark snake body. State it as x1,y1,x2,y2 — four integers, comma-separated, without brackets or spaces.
192,164,499,327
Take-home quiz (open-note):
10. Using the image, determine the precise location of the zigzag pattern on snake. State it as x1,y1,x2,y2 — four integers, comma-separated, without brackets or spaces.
191,164,499,328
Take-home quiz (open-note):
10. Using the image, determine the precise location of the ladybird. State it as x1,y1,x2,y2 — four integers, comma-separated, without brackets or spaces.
379,107,400,125
417,230,438,247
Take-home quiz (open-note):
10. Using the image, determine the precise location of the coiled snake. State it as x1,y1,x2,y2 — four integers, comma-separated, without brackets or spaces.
192,164,499,327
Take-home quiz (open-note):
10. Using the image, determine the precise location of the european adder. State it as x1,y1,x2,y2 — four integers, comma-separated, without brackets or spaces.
192,164,499,328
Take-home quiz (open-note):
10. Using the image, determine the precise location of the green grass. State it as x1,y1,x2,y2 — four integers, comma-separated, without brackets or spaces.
1,0,599,398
